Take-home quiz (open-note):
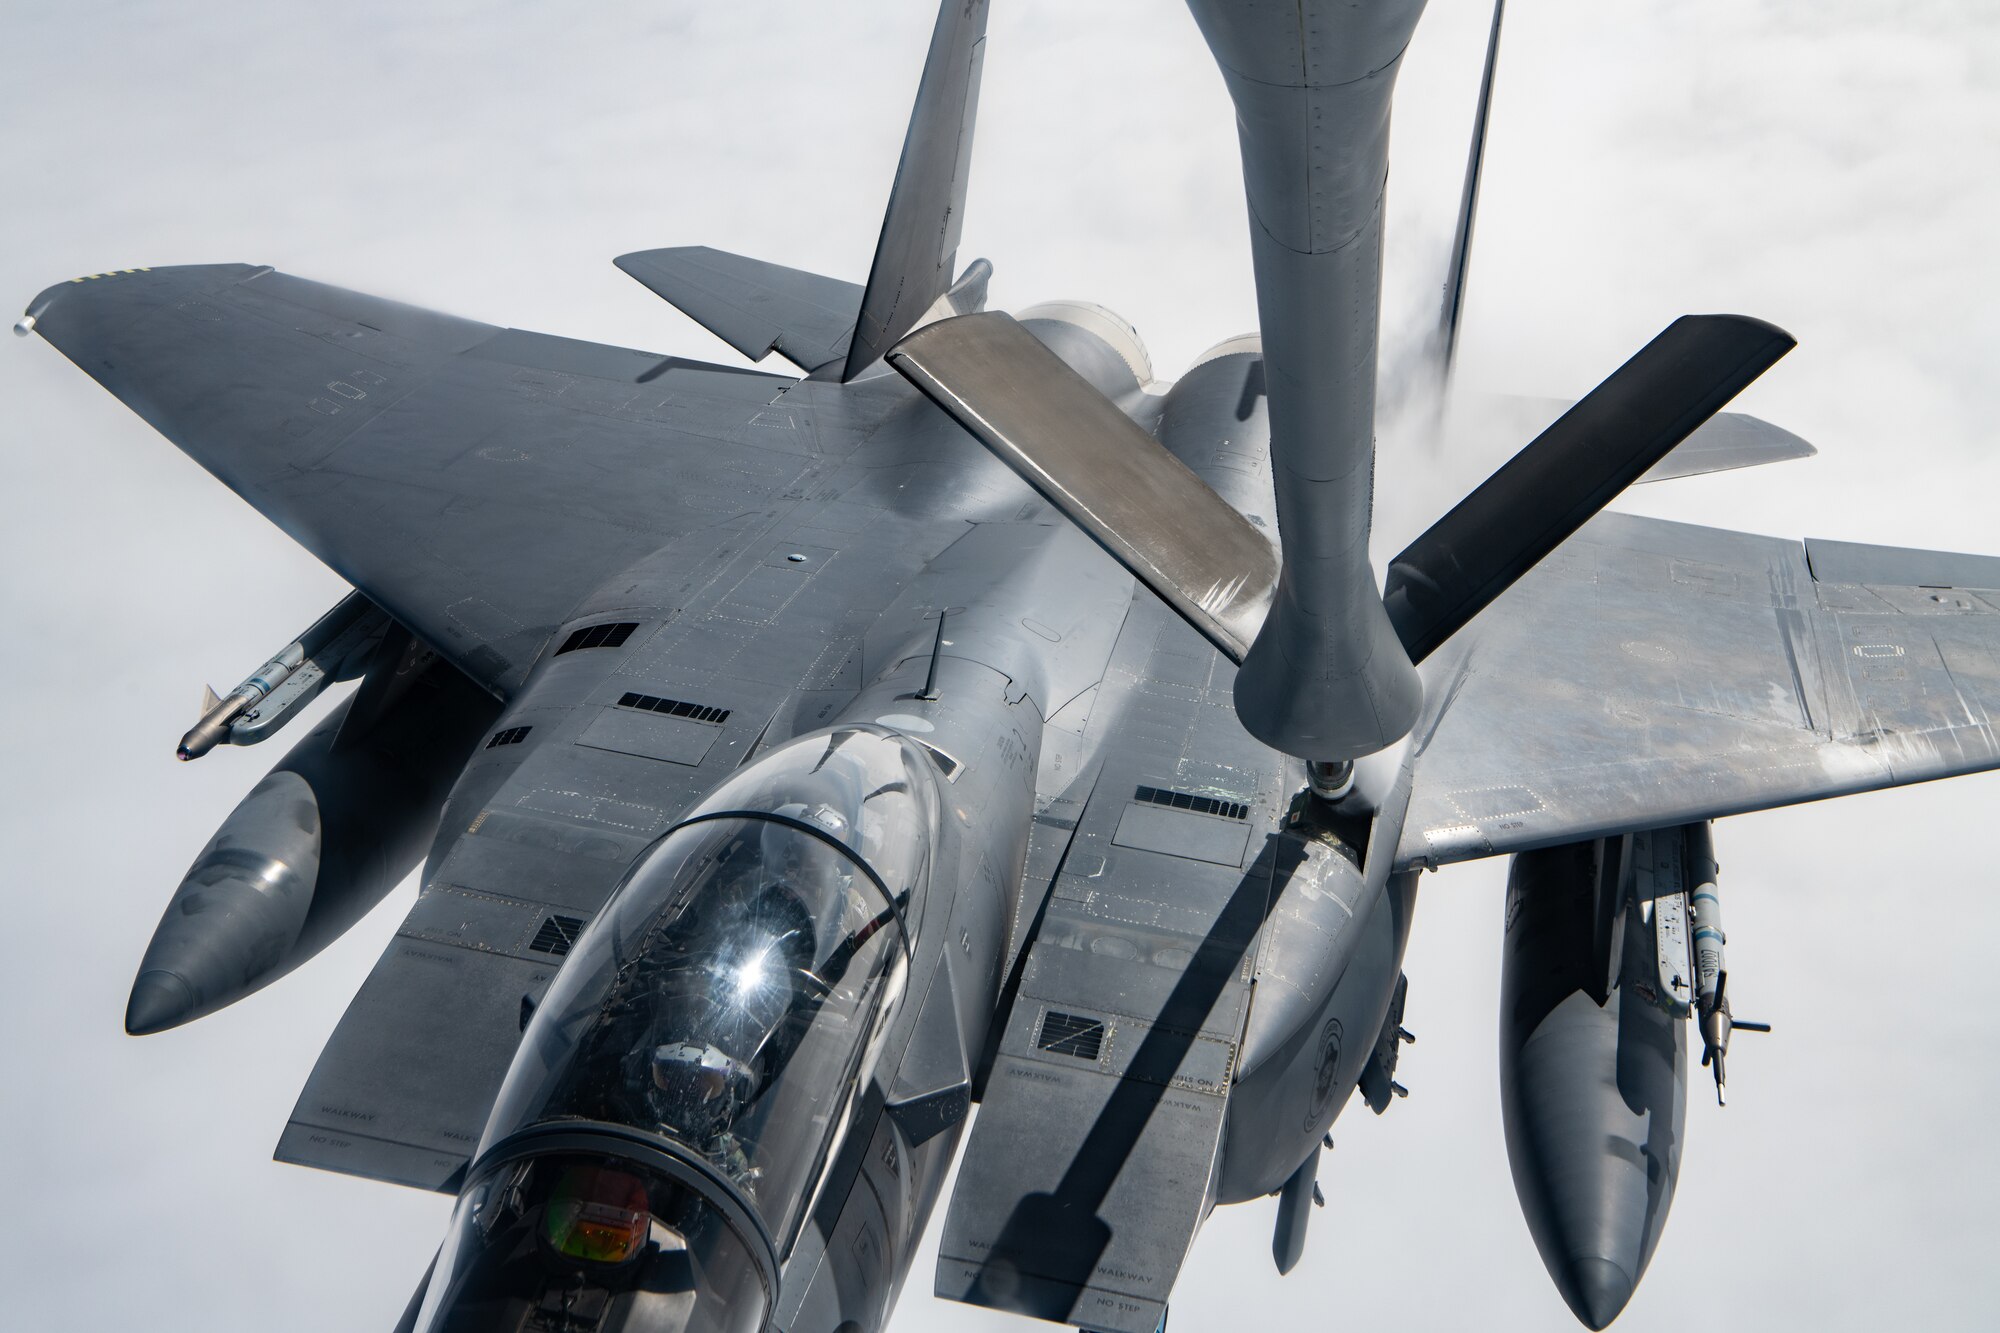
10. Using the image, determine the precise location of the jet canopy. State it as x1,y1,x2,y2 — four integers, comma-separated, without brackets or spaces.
414,1150,772,1333
415,727,940,1332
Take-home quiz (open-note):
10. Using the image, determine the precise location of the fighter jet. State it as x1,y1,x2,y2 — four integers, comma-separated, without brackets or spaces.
15,2,1998,1330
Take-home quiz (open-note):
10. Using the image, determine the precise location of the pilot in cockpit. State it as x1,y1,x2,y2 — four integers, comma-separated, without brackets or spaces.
644,824,835,1183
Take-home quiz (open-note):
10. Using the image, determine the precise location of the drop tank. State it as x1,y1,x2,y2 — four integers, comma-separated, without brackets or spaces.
128,648,498,1033
1500,837,1689,1330
414,726,941,1333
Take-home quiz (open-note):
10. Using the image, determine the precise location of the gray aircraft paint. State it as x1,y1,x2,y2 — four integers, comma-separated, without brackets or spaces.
16,220,1976,1328
1183,0,1428,763
3,2,2000,1328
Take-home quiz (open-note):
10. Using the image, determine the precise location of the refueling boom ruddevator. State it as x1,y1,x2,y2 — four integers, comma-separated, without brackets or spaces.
21,2,1995,1329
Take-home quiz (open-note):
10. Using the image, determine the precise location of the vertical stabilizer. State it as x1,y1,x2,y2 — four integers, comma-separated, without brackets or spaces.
1434,0,1507,391
840,0,990,382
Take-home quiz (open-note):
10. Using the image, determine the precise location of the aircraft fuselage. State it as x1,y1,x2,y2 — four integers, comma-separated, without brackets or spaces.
388,309,1421,1331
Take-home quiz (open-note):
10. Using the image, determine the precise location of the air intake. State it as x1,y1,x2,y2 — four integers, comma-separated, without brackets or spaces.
528,914,586,957
617,692,730,725
1037,1010,1106,1062
1134,784,1249,822
555,622,638,654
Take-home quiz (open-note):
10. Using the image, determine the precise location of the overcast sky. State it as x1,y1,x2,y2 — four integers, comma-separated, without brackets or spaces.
3,2,1998,1330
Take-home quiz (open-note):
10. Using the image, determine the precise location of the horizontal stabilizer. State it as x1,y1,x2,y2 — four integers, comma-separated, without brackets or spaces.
1385,314,1795,663
890,312,1277,661
615,246,860,373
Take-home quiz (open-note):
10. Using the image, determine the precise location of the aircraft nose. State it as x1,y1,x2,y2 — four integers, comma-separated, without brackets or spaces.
1561,1256,1636,1330
125,969,197,1035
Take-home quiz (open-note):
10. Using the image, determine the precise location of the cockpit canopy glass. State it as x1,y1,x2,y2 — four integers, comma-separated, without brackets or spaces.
681,727,938,930
414,1151,768,1333
484,807,916,1253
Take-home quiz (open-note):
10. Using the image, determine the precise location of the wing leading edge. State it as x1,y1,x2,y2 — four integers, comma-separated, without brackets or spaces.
23,264,832,695
1399,510,2000,868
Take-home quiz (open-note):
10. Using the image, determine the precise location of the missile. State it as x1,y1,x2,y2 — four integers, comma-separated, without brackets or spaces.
129,648,499,1034
178,645,306,760
177,591,386,760
1685,823,1770,1104
1687,822,1727,1097
1695,971,1772,1106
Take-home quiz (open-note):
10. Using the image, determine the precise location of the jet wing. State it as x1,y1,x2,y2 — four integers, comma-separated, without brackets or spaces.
1398,510,2000,867
24,264,828,694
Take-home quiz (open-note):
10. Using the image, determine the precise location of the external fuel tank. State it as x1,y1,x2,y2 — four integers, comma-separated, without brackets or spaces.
126,651,499,1033
1500,840,1688,1329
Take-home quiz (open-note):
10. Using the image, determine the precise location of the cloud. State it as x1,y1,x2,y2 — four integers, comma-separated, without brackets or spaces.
2,2,1995,1330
